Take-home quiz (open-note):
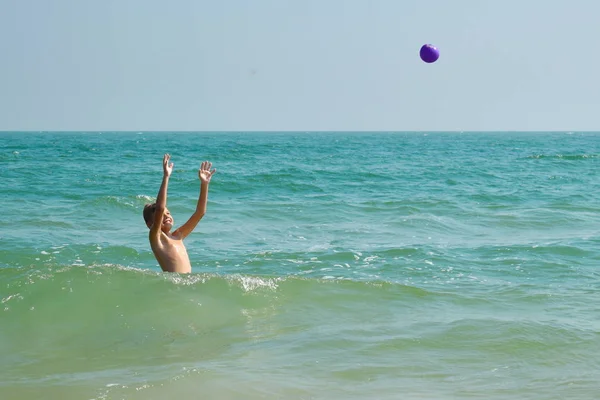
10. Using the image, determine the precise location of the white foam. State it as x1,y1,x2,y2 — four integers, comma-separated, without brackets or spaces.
237,275,279,291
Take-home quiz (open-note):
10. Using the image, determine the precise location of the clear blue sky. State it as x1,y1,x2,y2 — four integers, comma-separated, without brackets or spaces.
1,0,598,131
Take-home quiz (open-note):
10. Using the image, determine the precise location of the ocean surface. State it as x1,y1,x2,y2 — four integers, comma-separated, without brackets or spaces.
1,131,599,399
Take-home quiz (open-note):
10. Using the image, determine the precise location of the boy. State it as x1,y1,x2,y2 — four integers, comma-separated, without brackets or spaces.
143,154,216,273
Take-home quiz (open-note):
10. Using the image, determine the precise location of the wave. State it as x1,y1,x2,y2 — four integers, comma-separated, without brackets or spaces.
526,154,600,160
1,264,596,320
82,195,154,210
1,265,598,400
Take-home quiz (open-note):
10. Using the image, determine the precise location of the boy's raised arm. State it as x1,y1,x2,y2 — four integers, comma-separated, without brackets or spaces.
173,161,216,240
150,154,173,237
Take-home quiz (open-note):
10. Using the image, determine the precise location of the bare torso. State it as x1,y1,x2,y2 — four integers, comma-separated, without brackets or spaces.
149,231,192,273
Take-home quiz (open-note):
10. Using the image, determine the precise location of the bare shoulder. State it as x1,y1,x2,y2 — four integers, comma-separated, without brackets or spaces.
153,231,184,244
148,231,162,248
170,229,185,241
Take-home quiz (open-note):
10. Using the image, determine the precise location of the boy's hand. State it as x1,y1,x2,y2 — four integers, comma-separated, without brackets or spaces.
163,154,174,177
199,161,216,184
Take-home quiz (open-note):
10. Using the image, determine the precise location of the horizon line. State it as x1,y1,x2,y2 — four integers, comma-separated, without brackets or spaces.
1,130,598,134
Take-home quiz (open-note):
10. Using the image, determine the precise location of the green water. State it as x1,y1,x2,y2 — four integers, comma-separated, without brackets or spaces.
1,132,599,399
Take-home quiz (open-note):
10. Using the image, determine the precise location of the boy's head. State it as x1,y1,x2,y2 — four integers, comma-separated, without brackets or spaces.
143,203,173,231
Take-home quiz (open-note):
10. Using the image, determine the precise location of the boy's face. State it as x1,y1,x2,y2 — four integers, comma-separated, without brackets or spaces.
161,209,174,231
147,208,173,231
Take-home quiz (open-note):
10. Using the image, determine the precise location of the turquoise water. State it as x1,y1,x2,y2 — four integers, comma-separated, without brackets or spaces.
1,131,600,399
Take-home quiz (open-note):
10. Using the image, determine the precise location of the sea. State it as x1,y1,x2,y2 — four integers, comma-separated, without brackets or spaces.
1,131,599,399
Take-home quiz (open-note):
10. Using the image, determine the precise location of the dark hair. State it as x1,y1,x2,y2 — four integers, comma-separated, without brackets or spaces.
143,203,157,225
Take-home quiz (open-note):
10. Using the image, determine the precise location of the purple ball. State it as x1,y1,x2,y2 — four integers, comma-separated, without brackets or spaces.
420,44,439,63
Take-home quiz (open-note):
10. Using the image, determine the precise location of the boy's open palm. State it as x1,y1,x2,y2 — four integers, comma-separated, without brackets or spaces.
163,154,174,177
199,161,216,183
